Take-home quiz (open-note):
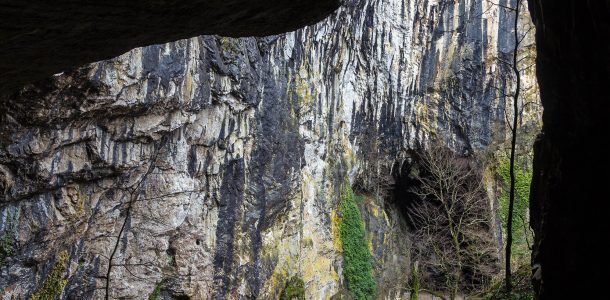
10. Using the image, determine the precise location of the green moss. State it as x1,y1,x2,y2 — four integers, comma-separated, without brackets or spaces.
280,276,305,300
339,185,376,300
29,251,69,300
0,212,16,266
148,282,162,300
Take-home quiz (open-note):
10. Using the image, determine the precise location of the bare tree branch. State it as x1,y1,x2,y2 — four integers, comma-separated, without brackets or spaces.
409,143,497,298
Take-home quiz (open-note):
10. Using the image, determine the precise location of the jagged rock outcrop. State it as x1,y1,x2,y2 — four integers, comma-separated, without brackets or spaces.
0,0,539,299
0,0,341,95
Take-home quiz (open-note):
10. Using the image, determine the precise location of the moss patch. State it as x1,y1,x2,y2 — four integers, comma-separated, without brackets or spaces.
148,282,162,300
30,251,69,300
0,211,16,266
339,185,376,300
280,276,305,300
409,263,420,300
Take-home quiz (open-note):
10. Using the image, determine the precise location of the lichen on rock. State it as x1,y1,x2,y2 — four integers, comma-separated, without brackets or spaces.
29,251,69,300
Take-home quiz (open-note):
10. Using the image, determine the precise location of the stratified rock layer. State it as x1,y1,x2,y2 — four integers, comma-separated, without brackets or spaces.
0,0,539,298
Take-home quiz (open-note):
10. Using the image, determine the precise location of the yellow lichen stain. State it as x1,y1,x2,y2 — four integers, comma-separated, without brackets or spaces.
331,264,340,282
382,210,390,230
184,69,193,100
66,185,85,216
220,37,238,53
445,41,456,69
291,61,315,112
295,75,312,107
364,200,377,253
265,261,289,296
260,234,293,297
302,237,314,248
261,240,280,263
369,204,379,218
331,210,343,253
303,255,339,286
414,100,435,135
337,131,356,169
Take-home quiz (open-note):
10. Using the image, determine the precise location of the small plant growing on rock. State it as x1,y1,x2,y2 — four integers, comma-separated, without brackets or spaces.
280,276,305,300
0,211,17,266
148,282,162,300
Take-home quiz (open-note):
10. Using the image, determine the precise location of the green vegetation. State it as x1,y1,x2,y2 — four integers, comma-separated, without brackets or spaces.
492,157,534,298
409,262,420,300
30,251,69,300
220,37,238,53
280,276,305,300
483,265,534,300
148,282,162,300
339,185,376,300
497,158,533,260
0,212,16,266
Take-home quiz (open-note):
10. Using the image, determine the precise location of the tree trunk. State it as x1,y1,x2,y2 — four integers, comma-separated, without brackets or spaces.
505,0,521,293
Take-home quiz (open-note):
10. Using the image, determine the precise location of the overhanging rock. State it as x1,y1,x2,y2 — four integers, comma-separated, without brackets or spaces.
0,0,341,95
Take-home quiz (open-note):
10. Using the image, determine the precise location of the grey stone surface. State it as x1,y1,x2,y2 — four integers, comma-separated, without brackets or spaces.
0,0,539,298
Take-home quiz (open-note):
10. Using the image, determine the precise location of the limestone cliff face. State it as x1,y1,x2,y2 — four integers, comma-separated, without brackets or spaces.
0,0,538,299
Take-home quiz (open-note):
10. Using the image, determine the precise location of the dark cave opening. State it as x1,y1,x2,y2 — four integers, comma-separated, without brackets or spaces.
388,159,422,230
351,157,424,229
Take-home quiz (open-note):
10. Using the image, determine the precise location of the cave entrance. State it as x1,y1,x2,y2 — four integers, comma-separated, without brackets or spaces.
379,151,502,296
386,159,422,230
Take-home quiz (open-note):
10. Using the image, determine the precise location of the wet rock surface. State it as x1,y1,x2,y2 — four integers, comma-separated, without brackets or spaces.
0,0,538,298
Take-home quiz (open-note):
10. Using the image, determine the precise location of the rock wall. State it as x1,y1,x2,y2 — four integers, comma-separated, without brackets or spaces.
528,0,610,298
0,0,538,299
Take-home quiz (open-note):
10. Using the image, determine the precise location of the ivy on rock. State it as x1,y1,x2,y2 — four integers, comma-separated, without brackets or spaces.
338,184,376,300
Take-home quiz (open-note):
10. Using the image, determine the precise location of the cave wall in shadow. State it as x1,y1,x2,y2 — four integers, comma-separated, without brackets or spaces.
0,0,341,95
528,1,610,298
